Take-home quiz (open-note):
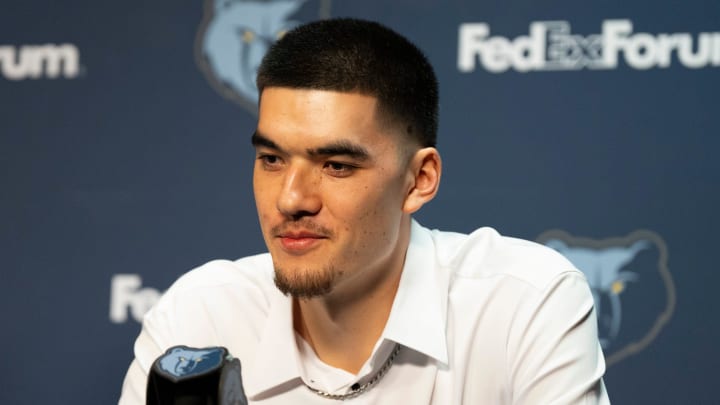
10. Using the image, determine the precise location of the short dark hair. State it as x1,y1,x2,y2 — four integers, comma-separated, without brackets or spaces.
256,18,439,147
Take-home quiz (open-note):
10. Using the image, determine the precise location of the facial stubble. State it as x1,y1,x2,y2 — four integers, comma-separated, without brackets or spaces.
273,263,344,299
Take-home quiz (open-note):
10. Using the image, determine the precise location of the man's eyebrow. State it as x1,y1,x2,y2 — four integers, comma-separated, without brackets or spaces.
251,132,370,161
251,132,281,151
309,140,370,161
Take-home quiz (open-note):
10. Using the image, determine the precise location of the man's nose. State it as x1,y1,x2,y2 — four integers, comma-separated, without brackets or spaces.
277,166,321,218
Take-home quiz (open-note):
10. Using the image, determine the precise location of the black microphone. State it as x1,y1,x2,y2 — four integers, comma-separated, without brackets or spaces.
146,345,248,405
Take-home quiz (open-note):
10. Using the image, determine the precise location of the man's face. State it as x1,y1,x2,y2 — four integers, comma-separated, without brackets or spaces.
253,87,415,299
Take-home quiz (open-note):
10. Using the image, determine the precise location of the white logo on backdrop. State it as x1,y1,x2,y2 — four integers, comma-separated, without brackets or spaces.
195,0,332,114
0,44,80,80
458,20,720,72
109,274,162,324
537,230,675,366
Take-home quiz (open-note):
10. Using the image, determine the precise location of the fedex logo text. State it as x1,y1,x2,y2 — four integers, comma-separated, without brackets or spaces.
458,20,720,72
109,274,162,324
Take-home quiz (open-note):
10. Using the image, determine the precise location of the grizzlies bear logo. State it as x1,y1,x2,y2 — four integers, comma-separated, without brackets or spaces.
158,346,226,380
537,229,675,366
195,0,332,114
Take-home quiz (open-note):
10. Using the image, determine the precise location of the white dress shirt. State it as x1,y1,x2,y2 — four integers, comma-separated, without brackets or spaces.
120,220,610,404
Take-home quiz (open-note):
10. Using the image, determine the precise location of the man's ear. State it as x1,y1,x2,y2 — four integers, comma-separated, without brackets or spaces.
403,147,442,214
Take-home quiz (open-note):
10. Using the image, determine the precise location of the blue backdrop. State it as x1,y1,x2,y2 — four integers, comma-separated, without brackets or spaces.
2,0,718,403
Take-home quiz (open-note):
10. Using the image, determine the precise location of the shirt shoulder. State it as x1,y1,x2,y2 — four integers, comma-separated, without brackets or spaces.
166,254,275,294
146,253,277,325
428,226,581,291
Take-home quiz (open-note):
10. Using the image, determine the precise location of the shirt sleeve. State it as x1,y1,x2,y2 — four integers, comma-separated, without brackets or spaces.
118,302,172,405
507,271,611,405
117,258,272,404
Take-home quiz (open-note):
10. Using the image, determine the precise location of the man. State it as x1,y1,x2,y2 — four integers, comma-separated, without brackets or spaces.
120,18,609,404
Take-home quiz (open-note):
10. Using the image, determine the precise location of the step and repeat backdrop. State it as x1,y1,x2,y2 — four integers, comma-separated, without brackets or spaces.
1,0,718,403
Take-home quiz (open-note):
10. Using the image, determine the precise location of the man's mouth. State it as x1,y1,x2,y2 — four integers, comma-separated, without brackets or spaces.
277,231,327,253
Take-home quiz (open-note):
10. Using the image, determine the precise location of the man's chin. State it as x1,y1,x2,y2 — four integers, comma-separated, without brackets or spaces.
272,266,338,299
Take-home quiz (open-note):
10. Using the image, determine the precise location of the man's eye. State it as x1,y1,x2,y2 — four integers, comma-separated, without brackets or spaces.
323,161,355,177
258,154,282,169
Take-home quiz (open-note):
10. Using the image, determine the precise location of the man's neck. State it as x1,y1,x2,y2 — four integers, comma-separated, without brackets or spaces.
293,222,410,374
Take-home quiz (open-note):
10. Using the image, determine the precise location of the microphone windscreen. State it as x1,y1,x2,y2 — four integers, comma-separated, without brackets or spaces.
146,345,248,405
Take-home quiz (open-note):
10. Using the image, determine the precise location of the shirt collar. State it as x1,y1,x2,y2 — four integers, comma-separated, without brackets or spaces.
243,219,450,397
382,219,449,365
